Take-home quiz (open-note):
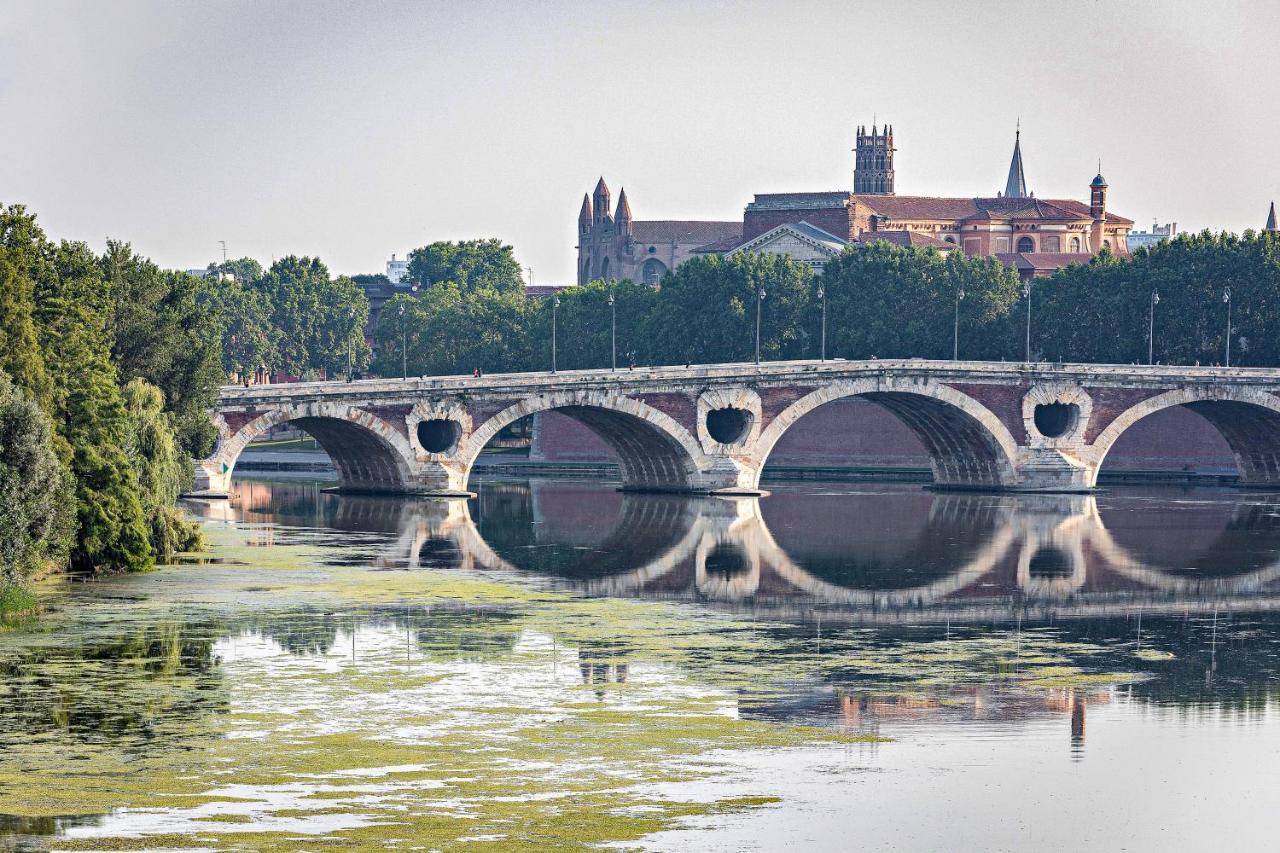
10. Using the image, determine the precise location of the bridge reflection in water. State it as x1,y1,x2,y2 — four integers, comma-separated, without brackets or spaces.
194,478,1280,757
212,479,1280,621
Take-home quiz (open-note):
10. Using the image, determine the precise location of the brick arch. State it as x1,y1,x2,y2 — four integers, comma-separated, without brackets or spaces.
458,391,717,492
1088,387,1280,487
203,403,415,494
753,378,1021,490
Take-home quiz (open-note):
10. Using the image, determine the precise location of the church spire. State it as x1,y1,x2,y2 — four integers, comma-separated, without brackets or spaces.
1267,201,1277,232
1003,122,1028,199
578,193,592,231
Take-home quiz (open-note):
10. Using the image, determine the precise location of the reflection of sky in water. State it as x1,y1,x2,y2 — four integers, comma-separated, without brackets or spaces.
5,478,1280,849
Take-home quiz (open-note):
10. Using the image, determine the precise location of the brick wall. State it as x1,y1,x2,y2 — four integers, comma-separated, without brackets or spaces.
530,399,1237,473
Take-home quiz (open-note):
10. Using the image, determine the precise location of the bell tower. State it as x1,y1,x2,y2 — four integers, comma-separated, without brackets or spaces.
853,123,895,195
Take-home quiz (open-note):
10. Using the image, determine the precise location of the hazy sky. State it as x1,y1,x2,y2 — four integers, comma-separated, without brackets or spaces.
2,0,1278,283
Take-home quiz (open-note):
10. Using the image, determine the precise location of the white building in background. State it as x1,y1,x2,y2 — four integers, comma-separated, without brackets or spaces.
1127,221,1178,251
386,254,409,284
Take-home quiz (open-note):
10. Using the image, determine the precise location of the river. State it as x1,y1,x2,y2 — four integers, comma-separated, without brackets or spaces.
4,477,1280,851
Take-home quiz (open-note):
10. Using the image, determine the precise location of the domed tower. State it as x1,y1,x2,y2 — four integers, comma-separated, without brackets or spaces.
1089,167,1109,252
853,123,895,195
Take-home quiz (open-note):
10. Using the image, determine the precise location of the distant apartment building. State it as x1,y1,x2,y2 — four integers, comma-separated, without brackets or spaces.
386,254,409,284
1127,221,1178,251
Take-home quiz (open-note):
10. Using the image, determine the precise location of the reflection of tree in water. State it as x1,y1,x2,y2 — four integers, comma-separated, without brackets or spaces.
245,609,343,656
475,485,695,579
763,492,1004,590
381,608,522,662
0,618,228,752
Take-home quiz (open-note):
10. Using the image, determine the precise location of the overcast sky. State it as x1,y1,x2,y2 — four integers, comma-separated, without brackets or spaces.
2,0,1278,283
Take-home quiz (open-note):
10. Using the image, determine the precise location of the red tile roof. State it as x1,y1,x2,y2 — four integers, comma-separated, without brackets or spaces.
630,220,741,244
994,252,1096,272
856,230,955,249
852,194,1134,225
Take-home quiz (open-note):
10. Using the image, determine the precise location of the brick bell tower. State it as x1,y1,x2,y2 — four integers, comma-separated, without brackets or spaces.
854,123,895,195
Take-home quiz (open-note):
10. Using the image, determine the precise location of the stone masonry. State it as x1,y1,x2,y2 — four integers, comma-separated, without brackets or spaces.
195,359,1280,497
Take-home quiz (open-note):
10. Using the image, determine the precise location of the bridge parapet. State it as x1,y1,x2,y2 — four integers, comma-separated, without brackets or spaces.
193,359,1280,497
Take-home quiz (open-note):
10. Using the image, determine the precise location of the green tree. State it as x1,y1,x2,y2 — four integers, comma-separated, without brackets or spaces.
374,284,532,377
0,250,53,409
819,242,1022,361
0,371,75,594
199,277,278,381
1035,231,1280,366
642,253,815,366
206,256,264,284
122,378,203,560
38,241,153,575
404,239,524,296
102,242,224,455
254,256,369,378
530,279,657,370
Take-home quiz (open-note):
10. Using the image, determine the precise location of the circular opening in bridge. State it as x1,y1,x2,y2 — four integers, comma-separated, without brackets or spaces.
704,544,750,579
1033,402,1079,439
418,537,462,569
1028,547,1073,579
706,407,751,445
417,419,461,454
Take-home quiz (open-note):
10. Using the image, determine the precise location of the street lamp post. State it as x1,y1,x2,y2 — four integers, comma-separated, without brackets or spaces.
608,292,617,371
817,285,827,362
1023,281,1032,363
551,295,559,374
953,288,965,361
1223,288,1232,367
348,306,355,380
1148,290,1159,365
755,288,766,366
399,304,407,379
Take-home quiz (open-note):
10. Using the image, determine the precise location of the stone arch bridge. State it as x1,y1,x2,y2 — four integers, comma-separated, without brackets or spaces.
194,359,1280,497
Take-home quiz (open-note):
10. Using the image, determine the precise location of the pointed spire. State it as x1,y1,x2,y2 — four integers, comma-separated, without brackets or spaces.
578,193,592,226
615,187,632,224
1267,201,1277,232
1004,123,1028,199
592,177,610,223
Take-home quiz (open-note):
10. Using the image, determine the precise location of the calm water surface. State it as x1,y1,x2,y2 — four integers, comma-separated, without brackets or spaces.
4,477,1280,851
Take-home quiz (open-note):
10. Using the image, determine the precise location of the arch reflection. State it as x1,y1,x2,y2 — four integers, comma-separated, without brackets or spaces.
196,481,1280,616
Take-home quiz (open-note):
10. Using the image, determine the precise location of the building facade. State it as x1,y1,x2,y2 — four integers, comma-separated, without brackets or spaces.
575,178,740,285
576,124,1133,281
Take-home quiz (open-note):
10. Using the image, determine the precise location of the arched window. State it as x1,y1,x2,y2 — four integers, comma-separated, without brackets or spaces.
1016,236,1035,252
1102,240,1111,251
1070,236,1081,252
599,257,610,280
944,236,957,245
640,258,667,285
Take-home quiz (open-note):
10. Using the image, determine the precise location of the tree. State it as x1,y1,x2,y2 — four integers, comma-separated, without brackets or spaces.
404,239,525,296
254,256,370,378
819,242,1022,361
122,378,203,560
38,241,153,575
643,253,815,366
0,250,53,409
199,277,278,381
1035,231,1280,366
529,279,657,371
206,256,264,284
102,242,224,456
0,371,74,593
374,284,532,377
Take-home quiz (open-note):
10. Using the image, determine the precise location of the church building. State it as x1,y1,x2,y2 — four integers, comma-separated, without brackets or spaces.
575,178,739,285
575,124,1133,281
